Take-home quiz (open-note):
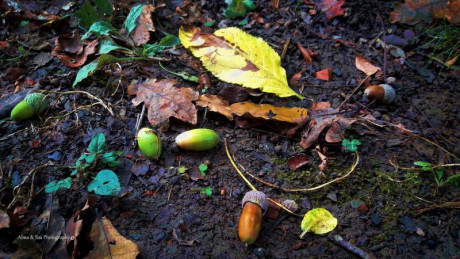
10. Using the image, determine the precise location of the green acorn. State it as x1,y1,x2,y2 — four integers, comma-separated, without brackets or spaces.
137,128,162,160
175,128,219,151
11,93,49,121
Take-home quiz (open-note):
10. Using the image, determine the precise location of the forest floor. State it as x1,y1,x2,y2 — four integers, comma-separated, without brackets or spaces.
1,0,459,258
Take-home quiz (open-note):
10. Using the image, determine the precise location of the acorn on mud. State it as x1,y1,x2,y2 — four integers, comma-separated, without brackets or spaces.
363,84,396,103
137,128,162,160
238,190,268,245
11,93,49,121
175,128,219,151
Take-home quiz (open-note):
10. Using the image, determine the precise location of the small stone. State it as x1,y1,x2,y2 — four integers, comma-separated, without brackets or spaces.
416,227,425,236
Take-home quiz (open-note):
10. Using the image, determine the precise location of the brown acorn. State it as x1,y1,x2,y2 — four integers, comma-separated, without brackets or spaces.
363,84,396,103
238,191,268,245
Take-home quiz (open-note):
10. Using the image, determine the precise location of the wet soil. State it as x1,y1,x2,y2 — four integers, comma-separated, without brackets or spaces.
1,0,459,258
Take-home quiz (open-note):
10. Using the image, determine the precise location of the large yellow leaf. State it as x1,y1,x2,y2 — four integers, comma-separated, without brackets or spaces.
179,24,302,99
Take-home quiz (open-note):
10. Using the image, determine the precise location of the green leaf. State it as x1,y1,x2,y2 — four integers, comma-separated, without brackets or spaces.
124,4,144,34
99,37,131,54
159,34,181,48
142,43,164,56
224,0,256,19
85,153,97,164
414,161,432,171
444,174,460,186
199,164,208,172
45,177,72,193
94,0,113,15
88,133,106,154
414,161,431,167
434,169,444,180
73,54,119,87
178,166,187,174
299,208,337,238
71,169,78,176
204,21,215,27
73,60,100,87
238,19,248,26
200,186,213,196
87,169,121,196
75,0,99,28
342,138,361,152
101,151,122,167
82,21,117,40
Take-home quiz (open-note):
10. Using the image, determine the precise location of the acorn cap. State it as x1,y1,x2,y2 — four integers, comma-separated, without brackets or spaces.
281,199,298,212
242,190,269,215
25,93,49,114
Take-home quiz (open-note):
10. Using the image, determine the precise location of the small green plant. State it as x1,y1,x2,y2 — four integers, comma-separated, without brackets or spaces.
199,163,208,177
342,137,361,152
414,161,460,187
45,133,122,196
200,186,213,196
415,21,460,70
224,0,256,18
73,4,181,87
177,166,187,174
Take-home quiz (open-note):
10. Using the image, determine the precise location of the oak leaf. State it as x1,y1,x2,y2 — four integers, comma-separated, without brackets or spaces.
355,56,381,76
179,25,302,99
197,94,308,123
128,79,199,126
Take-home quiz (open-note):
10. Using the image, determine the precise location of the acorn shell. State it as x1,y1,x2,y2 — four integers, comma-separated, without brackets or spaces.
364,84,395,103
137,128,162,160
242,190,269,215
11,93,48,121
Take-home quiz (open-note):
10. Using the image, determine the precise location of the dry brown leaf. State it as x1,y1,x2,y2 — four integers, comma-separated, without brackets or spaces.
297,42,313,64
355,56,381,76
300,102,356,149
51,32,98,68
315,68,332,81
197,94,308,123
132,4,156,46
314,0,348,19
197,94,232,120
87,217,139,259
128,79,199,126
218,86,249,104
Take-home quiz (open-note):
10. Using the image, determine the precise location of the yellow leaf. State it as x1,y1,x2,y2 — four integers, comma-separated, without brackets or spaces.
179,24,302,99
299,208,337,238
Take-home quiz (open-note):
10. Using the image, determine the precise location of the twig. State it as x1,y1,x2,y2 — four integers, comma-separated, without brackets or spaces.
281,38,291,61
8,163,49,209
412,201,460,215
224,138,298,216
329,235,377,259
389,157,460,171
337,75,371,110
40,90,114,116
134,105,146,144
225,138,359,207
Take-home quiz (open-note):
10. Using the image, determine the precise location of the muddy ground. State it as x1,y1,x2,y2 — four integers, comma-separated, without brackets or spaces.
1,0,459,258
